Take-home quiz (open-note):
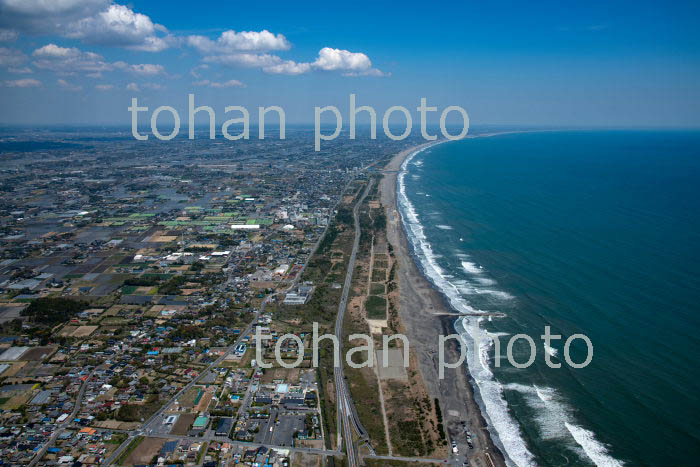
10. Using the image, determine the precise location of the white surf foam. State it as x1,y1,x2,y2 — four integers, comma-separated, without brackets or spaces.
477,277,497,286
504,383,572,441
566,423,625,467
457,318,537,467
397,138,625,467
461,260,484,274
501,381,626,466
457,283,513,300
544,343,558,358
534,385,553,403
397,146,536,467
486,331,510,338
458,261,507,294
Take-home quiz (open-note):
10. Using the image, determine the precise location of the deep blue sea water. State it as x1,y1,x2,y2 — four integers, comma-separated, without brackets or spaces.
398,131,700,467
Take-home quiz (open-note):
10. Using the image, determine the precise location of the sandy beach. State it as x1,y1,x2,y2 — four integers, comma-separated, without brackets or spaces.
380,142,507,467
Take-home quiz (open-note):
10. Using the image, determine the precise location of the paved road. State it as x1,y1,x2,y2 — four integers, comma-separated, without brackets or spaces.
101,175,374,466
101,314,260,466
143,431,340,457
102,208,331,466
333,180,373,467
29,367,97,466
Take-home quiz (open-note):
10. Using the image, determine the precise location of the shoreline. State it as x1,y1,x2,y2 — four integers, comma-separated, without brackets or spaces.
379,140,507,467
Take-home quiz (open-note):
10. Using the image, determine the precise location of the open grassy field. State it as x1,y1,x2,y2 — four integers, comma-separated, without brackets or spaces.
365,295,387,319
371,268,386,282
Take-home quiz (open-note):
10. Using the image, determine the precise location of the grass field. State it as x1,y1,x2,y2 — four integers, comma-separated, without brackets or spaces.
178,386,202,408
121,285,138,295
371,268,386,282
365,295,387,319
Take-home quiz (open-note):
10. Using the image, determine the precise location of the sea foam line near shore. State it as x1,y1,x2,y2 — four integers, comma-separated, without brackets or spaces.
396,138,625,467
396,142,537,467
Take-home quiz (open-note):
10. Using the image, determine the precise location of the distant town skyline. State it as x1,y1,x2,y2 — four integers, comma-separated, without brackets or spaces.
1,0,699,127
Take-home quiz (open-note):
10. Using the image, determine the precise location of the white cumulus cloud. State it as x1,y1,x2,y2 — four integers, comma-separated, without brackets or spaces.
66,3,171,52
0,0,170,52
32,44,166,77
187,29,290,54
203,52,310,75
312,47,388,76
201,46,387,77
263,60,312,75
32,43,111,73
312,47,371,71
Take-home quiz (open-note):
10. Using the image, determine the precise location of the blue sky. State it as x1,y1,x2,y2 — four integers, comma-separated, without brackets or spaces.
0,0,698,126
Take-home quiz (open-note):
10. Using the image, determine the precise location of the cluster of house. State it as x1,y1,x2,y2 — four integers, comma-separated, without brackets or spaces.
0,128,414,464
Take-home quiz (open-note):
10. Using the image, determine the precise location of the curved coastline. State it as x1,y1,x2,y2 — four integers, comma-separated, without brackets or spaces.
380,138,509,467
394,138,535,467
390,133,630,467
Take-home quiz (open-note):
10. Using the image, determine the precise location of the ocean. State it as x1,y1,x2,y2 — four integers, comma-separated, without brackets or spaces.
397,130,700,466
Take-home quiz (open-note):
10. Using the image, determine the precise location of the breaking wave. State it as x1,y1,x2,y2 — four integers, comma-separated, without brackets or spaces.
397,143,625,467
566,423,625,467
544,343,558,358
461,260,484,274
397,145,536,467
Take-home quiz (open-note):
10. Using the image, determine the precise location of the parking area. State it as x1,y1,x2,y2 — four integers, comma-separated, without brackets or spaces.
271,413,305,447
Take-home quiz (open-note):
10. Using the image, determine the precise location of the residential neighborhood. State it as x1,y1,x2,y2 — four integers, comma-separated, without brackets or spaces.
0,128,417,465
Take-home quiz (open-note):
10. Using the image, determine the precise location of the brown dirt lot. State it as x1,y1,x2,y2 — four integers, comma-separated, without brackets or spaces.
260,367,301,385
195,391,213,412
58,326,78,337
71,326,98,338
19,346,57,361
1,390,31,410
92,420,140,430
291,451,322,467
124,437,166,465
1,361,26,377
171,413,196,435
